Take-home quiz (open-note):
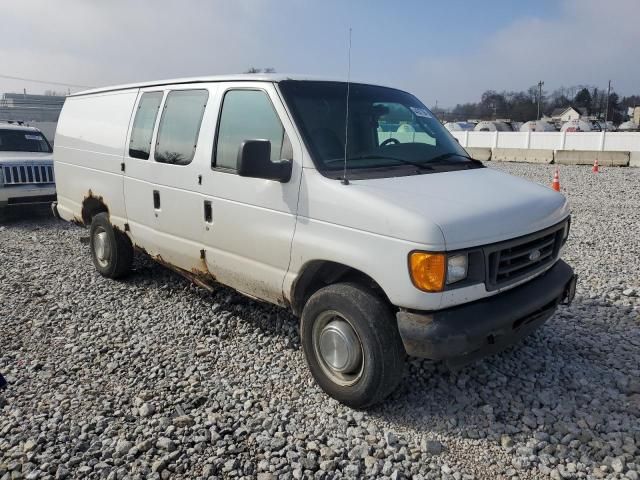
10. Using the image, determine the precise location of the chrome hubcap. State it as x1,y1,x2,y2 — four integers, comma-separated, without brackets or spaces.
313,311,364,386
93,228,111,268
319,320,361,373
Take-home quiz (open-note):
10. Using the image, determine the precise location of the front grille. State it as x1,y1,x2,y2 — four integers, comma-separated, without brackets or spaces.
2,164,55,185
485,220,567,291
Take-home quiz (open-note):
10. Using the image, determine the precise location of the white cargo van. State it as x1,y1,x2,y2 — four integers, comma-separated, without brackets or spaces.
53,75,576,407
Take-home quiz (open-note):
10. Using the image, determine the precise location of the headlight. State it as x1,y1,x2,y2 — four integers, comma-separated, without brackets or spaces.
409,252,446,292
409,252,468,292
446,254,468,285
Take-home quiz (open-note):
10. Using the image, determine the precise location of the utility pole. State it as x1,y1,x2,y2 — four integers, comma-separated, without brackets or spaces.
537,80,544,120
604,80,611,132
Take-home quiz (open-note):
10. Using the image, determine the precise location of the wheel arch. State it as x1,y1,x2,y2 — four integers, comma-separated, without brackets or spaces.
290,260,392,316
81,191,109,225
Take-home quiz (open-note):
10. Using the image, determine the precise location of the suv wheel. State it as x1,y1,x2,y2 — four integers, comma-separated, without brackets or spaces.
89,212,133,278
301,282,405,408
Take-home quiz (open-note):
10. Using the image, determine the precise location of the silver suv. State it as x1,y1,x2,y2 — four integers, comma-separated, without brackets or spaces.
0,122,56,211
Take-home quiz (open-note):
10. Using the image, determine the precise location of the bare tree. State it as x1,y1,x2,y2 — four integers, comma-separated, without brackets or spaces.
244,67,276,74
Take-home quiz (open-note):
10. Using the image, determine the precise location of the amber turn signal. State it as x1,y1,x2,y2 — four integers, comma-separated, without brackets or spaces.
409,252,446,292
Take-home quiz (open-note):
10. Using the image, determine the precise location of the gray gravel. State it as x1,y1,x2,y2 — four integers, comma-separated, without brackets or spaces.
1,163,639,480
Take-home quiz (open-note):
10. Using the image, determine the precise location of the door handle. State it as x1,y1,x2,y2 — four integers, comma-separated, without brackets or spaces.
204,200,212,223
153,190,161,209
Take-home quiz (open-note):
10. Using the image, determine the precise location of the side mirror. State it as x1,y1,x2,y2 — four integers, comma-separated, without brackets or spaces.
237,140,292,182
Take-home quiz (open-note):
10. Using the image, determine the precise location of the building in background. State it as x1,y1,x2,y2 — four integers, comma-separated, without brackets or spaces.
549,106,586,124
0,93,66,143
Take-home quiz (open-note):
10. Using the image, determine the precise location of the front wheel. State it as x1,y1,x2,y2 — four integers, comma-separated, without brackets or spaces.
300,282,405,408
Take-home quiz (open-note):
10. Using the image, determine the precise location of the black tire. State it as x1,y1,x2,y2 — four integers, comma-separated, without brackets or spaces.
89,212,133,278
300,282,405,408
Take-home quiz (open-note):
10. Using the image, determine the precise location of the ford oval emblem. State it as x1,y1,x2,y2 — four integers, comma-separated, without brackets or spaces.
529,249,541,261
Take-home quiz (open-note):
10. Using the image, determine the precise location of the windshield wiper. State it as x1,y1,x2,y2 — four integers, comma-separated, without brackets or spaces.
325,155,433,170
427,152,484,167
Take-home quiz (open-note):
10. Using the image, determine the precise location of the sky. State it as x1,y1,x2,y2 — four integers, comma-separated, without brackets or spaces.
1,0,638,108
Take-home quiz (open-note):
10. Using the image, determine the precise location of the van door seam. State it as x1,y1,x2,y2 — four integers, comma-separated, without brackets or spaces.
282,165,305,303
120,88,141,224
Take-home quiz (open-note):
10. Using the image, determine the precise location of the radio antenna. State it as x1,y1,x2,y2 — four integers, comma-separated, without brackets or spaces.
341,27,352,185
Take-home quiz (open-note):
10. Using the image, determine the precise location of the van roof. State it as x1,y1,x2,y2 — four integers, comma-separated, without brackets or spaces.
71,74,357,97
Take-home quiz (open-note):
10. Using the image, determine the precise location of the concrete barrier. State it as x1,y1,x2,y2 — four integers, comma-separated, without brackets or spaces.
491,148,554,164
465,147,491,161
630,152,640,167
555,150,630,167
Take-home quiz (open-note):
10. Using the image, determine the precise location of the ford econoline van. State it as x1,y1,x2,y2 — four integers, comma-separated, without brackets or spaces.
52,75,576,407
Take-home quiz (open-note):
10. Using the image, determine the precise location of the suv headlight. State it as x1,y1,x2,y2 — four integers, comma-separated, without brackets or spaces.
446,254,468,285
409,252,469,292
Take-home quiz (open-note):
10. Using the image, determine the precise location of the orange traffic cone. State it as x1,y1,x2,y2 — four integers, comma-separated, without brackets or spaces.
551,168,560,191
592,158,599,173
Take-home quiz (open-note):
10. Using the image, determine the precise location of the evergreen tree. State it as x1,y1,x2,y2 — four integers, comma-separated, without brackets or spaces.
574,88,592,114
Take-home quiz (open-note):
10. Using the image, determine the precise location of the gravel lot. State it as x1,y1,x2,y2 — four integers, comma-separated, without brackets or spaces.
1,163,639,480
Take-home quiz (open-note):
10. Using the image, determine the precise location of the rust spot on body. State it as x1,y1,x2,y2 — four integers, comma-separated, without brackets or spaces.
139,248,218,292
81,190,109,226
83,189,105,204
189,249,217,291
134,244,148,256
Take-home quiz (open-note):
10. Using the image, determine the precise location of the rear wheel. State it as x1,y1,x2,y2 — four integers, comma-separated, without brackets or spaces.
89,212,132,278
301,282,405,408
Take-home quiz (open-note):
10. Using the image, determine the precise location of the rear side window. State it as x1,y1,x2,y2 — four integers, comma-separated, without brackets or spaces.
129,92,163,159
155,89,208,165
214,89,290,170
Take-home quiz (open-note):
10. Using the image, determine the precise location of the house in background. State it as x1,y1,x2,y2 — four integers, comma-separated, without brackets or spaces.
550,106,586,123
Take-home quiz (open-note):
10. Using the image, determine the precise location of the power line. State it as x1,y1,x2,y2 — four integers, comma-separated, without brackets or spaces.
0,74,93,89
0,102,65,106
0,102,65,105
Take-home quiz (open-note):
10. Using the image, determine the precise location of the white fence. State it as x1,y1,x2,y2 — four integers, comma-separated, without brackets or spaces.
451,131,640,152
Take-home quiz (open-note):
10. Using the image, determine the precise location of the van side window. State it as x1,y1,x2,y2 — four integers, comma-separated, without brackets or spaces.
155,89,208,165
129,92,163,160
214,89,290,170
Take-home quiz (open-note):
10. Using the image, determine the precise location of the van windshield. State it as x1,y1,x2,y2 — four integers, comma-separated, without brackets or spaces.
0,129,52,153
278,80,479,179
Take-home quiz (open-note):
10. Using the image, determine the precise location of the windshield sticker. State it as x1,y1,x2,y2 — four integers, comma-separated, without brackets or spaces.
410,107,432,118
25,134,44,141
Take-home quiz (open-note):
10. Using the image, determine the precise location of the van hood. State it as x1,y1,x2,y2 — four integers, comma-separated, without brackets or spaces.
303,167,570,251
355,168,570,249
0,152,53,163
